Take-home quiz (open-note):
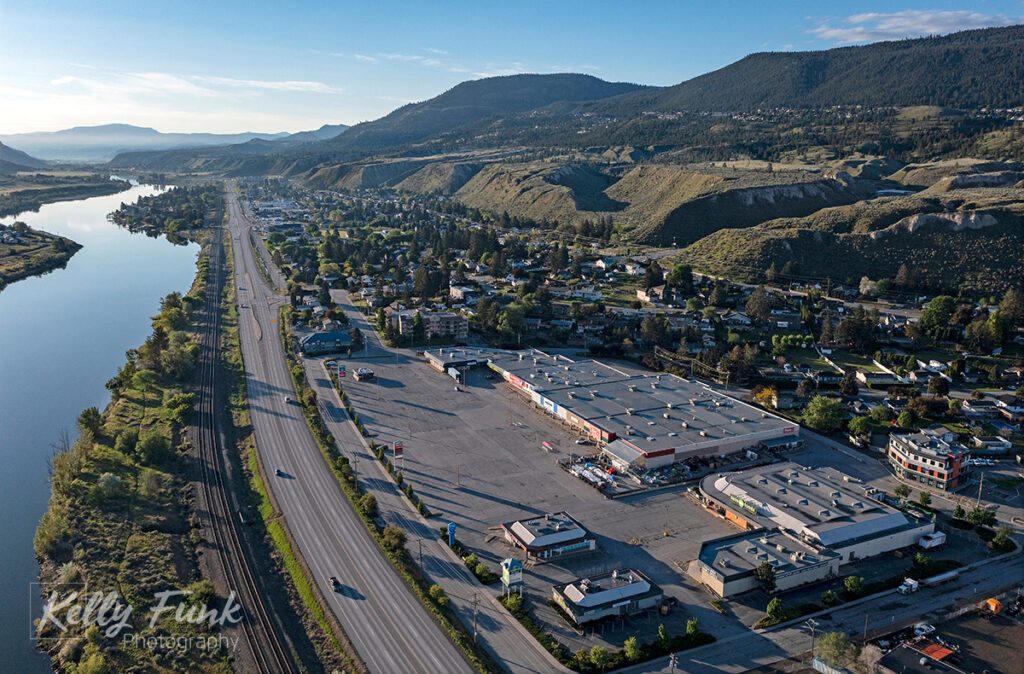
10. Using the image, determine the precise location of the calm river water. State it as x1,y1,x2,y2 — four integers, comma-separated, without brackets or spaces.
0,183,200,672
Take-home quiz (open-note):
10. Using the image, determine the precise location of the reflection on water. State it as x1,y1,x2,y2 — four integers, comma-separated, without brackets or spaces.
0,184,200,673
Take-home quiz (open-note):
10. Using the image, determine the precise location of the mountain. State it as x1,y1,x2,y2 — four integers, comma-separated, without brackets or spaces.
317,73,646,154
284,123,350,144
0,141,48,171
0,124,293,163
595,25,1024,114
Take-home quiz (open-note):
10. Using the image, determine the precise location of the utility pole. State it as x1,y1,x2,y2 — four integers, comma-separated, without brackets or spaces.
808,619,818,663
862,613,869,646
472,593,478,642
664,505,669,537
976,473,984,508
418,539,423,570
668,652,677,674
456,463,461,487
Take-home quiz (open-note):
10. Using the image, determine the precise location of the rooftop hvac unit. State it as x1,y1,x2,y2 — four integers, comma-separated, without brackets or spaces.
591,390,599,397
731,419,738,423
647,436,655,441
626,408,634,415
666,402,674,409
611,570,618,579
668,432,677,437
563,365,570,371
650,382,657,389
776,544,786,552
681,421,688,428
759,536,769,544
715,401,722,407
518,353,524,360
741,417,747,422
699,430,707,437
663,413,671,419
762,413,768,418
628,385,636,392
647,420,655,425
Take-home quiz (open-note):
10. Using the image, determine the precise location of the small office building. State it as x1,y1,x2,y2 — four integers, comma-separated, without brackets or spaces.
888,426,969,491
552,569,662,625
694,529,840,598
501,512,596,560
299,331,353,355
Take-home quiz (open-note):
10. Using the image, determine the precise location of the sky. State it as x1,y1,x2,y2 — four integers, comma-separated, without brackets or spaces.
1,1,1022,135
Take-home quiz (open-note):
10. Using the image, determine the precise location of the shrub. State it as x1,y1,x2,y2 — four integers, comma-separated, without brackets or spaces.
821,589,838,606
843,576,864,596
114,428,138,457
381,525,406,552
358,493,378,518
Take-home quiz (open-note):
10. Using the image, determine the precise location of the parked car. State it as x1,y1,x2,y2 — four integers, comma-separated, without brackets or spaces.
914,623,935,636
275,468,284,477
330,576,342,591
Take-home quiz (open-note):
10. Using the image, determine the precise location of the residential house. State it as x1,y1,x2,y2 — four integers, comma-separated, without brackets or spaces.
636,285,672,304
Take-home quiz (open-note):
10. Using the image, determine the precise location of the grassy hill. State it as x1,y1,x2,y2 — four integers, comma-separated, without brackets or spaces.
674,186,1024,292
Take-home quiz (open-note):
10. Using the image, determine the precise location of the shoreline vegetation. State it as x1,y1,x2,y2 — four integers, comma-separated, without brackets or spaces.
0,221,82,291
0,173,131,218
32,186,231,673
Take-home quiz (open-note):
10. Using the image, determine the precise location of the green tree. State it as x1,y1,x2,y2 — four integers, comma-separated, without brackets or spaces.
927,376,950,397
429,584,449,606
359,493,378,517
412,312,426,344
766,597,785,619
745,286,772,323
754,561,777,593
920,296,956,331
953,502,965,519
848,416,872,438
623,636,641,662
843,576,864,596
114,428,139,457
131,369,159,430
644,260,664,289
381,525,406,551
666,263,694,294
815,631,858,668
894,484,910,500
686,617,700,637
917,490,932,508
821,589,838,606
77,407,103,437
839,372,859,396
589,645,609,672
869,405,894,423
998,287,1024,326
709,283,728,307
803,396,841,432
657,622,669,645
897,410,915,428
136,431,169,465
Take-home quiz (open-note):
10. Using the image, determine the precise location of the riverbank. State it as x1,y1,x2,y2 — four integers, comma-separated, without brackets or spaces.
0,174,131,218
0,222,82,291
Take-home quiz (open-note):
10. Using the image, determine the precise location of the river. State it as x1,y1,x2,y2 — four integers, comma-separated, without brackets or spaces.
0,183,201,672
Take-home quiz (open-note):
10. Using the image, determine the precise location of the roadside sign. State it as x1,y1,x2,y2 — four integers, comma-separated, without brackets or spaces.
337,364,346,377
394,441,403,458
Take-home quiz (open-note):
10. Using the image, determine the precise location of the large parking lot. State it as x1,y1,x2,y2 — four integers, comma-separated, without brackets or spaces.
339,352,748,647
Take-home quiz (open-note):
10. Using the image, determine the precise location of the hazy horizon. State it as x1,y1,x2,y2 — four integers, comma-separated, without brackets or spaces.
1,2,1021,135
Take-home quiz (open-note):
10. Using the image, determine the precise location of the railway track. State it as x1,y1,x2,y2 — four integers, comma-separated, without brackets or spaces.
193,226,297,674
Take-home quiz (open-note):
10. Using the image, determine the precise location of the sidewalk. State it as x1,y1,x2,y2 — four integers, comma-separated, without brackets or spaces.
304,358,569,674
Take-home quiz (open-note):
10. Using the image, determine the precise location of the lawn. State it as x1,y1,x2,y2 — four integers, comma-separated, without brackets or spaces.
782,347,837,371
829,350,883,372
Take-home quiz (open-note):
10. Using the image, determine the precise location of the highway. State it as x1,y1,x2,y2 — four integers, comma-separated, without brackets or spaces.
224,185,473,674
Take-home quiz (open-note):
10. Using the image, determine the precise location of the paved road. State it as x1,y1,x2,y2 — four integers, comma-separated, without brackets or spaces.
225,187,473,674
306,354,569,674
621,550,1023,673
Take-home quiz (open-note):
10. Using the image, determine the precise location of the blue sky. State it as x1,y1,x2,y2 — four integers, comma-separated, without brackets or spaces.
1,1,1021,134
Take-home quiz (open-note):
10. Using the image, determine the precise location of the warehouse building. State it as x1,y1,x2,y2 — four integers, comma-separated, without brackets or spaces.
700,463,934,563
425,348,799,468
501,512,597,560
693,529,840,598
552,569,662,625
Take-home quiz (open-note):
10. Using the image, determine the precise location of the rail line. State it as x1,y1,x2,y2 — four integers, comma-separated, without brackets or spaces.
193,225,297,674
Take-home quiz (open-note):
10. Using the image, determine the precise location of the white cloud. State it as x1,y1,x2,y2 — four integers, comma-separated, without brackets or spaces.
473,62,529,78
808,10,1020,44
194,76,342,93
352,53,378,63
425,47,447,54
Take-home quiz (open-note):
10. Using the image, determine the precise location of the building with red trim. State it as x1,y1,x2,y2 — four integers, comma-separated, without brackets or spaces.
888,427,969,491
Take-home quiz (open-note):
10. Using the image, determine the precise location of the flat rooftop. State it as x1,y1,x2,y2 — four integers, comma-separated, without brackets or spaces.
428,348,796,453
892,426,969,459
702,463,913,547
554,569,661,610
503,512,588,549
698,529,838,579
